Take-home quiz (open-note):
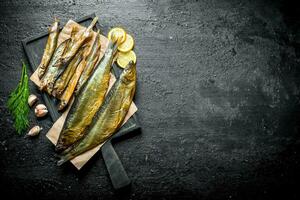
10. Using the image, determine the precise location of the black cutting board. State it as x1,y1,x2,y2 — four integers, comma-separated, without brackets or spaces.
22,13,141,190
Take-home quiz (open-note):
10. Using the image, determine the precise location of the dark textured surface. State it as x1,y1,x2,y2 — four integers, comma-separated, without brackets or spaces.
1,0,300,199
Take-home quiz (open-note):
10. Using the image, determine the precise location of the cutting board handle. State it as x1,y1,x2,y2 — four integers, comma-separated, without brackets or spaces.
102,141,131,190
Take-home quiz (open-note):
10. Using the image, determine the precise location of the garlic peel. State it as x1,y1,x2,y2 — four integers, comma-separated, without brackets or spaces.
25,125,43,138
28,94,38,107
35,104,48,117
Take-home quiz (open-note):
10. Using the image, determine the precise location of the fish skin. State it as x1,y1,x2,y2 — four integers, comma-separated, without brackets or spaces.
40,38,71,92
56,31,96,109
37,18,60,79
46,18,98,96
57,58,86,111
55,40,118,152
52,47,84,98
75,30,101,93
54,17,98,69
57,61,136,166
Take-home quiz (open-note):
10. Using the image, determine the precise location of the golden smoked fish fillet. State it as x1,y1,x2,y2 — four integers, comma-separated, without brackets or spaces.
57,61,136,166
37,18,59,79
55,40,118,152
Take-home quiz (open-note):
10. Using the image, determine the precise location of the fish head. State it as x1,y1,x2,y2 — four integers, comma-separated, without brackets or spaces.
121,61,136,83
110,32,124,45
107,38,119,57
58,101,67,111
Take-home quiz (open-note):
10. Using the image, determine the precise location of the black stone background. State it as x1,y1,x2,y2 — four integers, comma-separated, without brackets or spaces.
0,0,300,199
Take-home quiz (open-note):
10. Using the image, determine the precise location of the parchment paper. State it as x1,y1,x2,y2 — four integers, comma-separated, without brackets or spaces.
30,19,138,170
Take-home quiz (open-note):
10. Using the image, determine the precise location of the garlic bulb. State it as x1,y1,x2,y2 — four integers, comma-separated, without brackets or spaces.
28,94,38,107
25,125,43,137
34,104,48,117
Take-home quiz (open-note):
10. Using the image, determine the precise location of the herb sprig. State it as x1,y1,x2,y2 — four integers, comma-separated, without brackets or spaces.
7,62,30,134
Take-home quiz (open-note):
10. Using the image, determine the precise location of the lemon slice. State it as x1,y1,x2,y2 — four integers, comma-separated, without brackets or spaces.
108,27,126,44
116,50,137,69
118,34,134,52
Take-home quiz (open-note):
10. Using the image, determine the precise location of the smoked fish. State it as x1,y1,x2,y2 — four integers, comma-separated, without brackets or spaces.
40,38,70,92
37,18,60,79
55,40,118,151
52,47,84,98
57,61,136,166
55,17,98,68
56,31,98,110
57,59,86,111
75,30,101,93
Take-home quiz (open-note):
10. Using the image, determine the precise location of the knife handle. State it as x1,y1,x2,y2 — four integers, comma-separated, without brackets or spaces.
101,141,131,190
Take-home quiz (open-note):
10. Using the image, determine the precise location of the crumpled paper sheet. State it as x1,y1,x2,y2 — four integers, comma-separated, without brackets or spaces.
30,19,138,170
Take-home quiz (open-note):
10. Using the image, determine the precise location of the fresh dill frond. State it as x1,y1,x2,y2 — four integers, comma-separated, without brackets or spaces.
7,62,30,134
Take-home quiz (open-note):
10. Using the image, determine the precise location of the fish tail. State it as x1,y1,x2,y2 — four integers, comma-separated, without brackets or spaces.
57,155,70,166
39,81,46,91
37,64,45,78
55,143,65,152
87,17,98,31
57,146,77,166
58,100,68,111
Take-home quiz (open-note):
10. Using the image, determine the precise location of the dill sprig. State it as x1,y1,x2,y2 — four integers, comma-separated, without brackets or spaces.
7,62,30,134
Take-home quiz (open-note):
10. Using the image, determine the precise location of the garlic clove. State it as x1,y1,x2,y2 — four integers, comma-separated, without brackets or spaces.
28,94,38,107
25,125,43,138
34,104,48,117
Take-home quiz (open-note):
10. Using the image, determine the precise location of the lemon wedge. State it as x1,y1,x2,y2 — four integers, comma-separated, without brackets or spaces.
116,50,137,69
118,34,134,52
107,27,126,44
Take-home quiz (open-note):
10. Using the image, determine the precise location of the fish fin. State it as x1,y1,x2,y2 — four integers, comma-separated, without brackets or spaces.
57,145,77,166
57,150,74,166
55,143,66,152
60,144,74,156
57,156,69,166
